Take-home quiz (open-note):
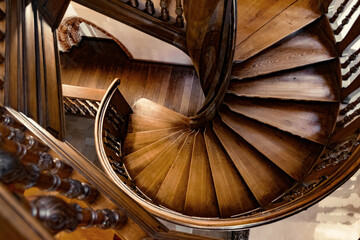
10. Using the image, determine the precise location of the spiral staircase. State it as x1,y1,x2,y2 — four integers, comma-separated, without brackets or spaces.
92,0,360,230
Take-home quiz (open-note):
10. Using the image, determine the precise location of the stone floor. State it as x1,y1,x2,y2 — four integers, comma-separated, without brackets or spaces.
65,114,360,240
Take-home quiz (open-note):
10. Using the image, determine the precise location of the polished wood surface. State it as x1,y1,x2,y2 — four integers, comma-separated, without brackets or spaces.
234,0,322,61
224,95,337,144
128,115,186,132
60,39,203,117
232,21,337,79
212,117,293,206
229,61,340,102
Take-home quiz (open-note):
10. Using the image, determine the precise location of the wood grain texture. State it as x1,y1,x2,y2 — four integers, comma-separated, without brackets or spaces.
123,130,184,178
127,115,188,133
204,128,258,217
234,0,322,61
232,22,337,79
212,118,293,206
228,61,340,102
123,127,182,155
60,38,204,117
184,131,219,217
219,109,323,181
154,132,195,212
224,94,338,144
134,132,189,199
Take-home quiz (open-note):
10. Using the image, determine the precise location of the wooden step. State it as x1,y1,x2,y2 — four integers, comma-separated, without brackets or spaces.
154,131,196,212
184,131,219,217
219,109,323,181
232,21,337,79
123,130,185,178
212,118,294,206
123,127,182,155
224,95,338,144
228,61,340,102
133,98,190,126
128,115,187,133
204,128,258,217
235,0,322,61
134,131,190,199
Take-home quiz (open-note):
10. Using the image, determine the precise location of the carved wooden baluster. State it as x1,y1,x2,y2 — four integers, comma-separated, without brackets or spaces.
342,60,360,80
0,114,26,130
0,136,73,178
74,99,91,116
342,48,360,68
330,0,351,23
80,100,96,116
64,97,80,114
85,100,99,114
145,0,155,15
340,95,360,114
337,107,360,127
128,0,139,8
334,0,360,35
175,0,184,28
30,196,127,234
0,151,99,202
160,0,170,21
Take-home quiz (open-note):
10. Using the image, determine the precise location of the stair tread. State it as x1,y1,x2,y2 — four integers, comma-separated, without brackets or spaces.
135,131,190,199
128,114,187,133
228,61,339,102
184,131,219,217
224,95,338,144
235,0,322,61
124,127,183,155
232,21,337,79
123,130,185,178
154,131,196,212
219,109,323,181
212,118,294,206
133,98,190,126
204,128,258,217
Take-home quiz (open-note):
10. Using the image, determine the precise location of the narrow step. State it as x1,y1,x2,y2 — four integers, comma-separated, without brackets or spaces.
133,98,190,126
123,130,185,178
154,131,196,212
228,61,339,102
224,95,338,144
204,128,258,217
123,127,182,155
128,114,187,133
219,109,323,181
235,0,322,61
212,118,294,206
232,21,337,79
184,131,219,217
134,131,190,199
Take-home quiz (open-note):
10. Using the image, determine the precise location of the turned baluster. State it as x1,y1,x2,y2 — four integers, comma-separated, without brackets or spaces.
85,100,99,114
145,0,155,15
175,0,184,28
330,0,351,23
0,114,26,130
342,48,360,68
160,0,170,22
30,196,127,234
0,137,73,178
0,151,99,202
128,0,139,8
334,0,360,35
64,97,80,114
342,60,360,80
337,107,360,127
340,95,360,114
74,99,91,116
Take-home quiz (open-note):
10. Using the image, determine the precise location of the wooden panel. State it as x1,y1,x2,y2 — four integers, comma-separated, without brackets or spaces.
219,109,323,181
204,128,258,217
123,130,184,178
184,131,219,217
212,118,293,206
232,21,337,79
228,61,339,102
128,115,187,133
154,131,195,212
234,0,322,61
135,131,189,199
38,0,70,28
224,95,338,144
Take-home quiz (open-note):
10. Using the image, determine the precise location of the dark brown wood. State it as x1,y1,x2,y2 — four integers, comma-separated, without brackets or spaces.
73,0,187,53
144,0,155,15
341,74,360,101
159,0,169,21
38,0,70,28
336,14,360,54
333,0,360,35
342,60,360,80
329,0,351,23
175,0,184,28
342,48,360,68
